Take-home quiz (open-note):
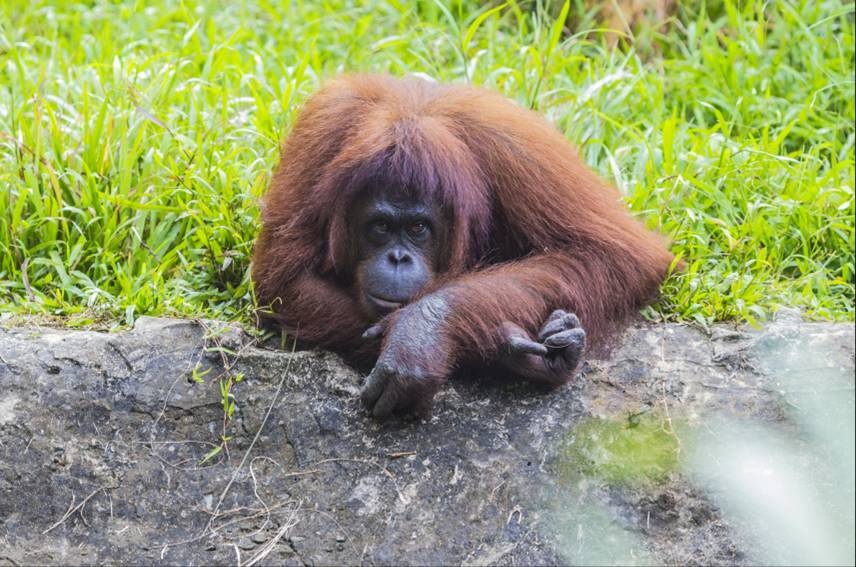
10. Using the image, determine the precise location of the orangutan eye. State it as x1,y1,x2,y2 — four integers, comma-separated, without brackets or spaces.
409,222,428,236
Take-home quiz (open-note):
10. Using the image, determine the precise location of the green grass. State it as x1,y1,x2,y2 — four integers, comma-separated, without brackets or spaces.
0,0,853,329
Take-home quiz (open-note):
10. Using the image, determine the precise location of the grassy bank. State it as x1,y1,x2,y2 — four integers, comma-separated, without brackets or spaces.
0,0,853,328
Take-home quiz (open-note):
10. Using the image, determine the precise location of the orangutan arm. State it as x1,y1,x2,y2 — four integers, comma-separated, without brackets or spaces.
360,249,629,418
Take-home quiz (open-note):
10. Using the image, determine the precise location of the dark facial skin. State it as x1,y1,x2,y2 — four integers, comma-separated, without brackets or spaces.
352,194,440,320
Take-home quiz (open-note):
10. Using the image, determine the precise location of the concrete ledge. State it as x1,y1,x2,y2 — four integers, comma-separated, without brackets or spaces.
0,315,852,565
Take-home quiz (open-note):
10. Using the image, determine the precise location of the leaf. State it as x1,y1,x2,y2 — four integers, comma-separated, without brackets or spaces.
545,0,570,61
199,444,222,465
463,3,507,53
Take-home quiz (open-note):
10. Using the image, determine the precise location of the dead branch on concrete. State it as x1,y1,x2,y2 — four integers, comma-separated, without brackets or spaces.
42,484,117,535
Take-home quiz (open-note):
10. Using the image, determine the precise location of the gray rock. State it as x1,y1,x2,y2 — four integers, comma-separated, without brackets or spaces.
0,316,852,565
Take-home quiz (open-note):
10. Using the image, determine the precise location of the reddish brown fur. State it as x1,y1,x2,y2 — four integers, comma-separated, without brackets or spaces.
253,74,674,370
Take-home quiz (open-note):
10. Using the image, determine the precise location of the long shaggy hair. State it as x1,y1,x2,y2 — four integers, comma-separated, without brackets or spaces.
253,74,674,364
